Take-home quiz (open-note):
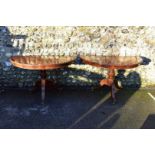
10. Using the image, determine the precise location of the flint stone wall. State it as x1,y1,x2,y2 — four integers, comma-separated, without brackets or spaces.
0,26,155,88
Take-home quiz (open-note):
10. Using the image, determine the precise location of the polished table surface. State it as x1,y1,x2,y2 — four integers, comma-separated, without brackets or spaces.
80,56,142,69
10,55,76,70
80,56,142,103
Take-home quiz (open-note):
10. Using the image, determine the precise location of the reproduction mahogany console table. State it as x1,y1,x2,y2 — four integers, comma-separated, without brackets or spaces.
10,56,75,103
80,56,142,103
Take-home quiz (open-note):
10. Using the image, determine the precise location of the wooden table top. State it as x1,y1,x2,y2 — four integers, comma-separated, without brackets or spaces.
10,56,76,70
80,56,142,69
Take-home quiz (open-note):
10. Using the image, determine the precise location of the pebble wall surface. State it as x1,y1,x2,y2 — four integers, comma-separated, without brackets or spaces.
0,26,155,88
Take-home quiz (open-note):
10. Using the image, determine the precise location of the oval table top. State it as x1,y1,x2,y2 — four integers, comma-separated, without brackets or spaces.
10,55,76,70
80,56,142,69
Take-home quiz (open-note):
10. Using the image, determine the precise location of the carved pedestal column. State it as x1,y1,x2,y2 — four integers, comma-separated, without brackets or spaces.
100,69,117,103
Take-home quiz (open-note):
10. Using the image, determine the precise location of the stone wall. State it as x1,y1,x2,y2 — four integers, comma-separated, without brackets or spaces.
0,26,155,88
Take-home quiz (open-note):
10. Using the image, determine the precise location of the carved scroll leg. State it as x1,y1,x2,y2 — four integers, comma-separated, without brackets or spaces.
108,69,116,103
100,79,116,103
100,79,112,87
40,70,46,104
100,69,117,103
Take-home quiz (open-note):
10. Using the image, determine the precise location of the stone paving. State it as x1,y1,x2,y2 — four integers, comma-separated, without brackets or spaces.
0,87,155,129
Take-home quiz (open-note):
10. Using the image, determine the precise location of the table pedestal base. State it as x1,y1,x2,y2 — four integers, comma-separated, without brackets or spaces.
100,69,120,103
35,70,55,104
32,70,59,104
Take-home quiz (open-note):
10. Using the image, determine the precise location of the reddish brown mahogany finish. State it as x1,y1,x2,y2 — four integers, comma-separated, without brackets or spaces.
10,55,76,103
10,55,75,70
81,56,142,103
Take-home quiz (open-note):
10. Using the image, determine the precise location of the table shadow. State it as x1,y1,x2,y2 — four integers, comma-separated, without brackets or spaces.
0,26,27,57
50,67,106,89
0,26,27,90
141,114,155,129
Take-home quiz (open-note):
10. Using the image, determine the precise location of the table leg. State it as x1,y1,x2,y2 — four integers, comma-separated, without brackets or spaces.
33,70,56,103
100,69,116,103
108,69,116,103
40,70,46,104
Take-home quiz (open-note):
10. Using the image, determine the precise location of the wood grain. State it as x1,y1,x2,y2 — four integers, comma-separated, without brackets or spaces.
10,55,76,70
80,56,142,69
